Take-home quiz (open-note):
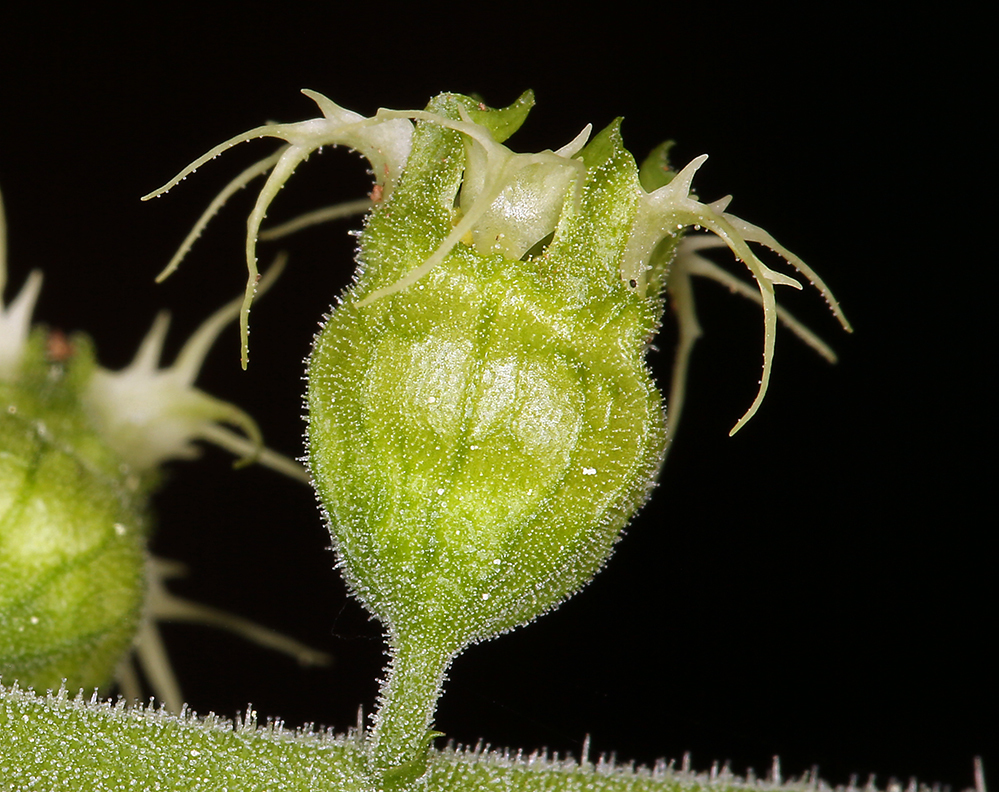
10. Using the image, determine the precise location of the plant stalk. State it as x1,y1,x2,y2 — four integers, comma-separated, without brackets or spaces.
369,631,456,779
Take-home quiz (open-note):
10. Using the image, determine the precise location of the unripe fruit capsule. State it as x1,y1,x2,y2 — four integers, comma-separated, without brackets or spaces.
145,89,849,777
307,95,667,655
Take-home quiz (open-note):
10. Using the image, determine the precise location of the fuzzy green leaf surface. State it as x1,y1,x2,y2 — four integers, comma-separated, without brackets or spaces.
0,683,370,791
2,683,835,792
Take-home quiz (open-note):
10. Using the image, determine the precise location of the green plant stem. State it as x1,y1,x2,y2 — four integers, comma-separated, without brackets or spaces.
369,632,455,775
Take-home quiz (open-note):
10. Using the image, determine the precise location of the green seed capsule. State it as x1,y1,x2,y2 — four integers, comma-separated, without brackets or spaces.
307,96,668,653
146,89,849,773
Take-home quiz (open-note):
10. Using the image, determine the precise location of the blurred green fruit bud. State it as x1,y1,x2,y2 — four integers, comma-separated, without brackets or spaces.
0,191,316,705
0,329,147,696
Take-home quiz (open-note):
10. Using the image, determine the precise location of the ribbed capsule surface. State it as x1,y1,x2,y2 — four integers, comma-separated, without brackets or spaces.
307,96,669,653
0,334,146,693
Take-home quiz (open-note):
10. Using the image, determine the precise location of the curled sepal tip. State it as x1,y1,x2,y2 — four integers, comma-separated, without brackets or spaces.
83,255,307,480
0,269,42,381
143,90,415,367
0,188,45,381
625,152,850,435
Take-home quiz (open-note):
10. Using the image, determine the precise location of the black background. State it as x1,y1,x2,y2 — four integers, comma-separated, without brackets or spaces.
0,5,991,789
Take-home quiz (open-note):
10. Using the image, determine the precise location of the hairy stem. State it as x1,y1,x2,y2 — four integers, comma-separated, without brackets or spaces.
370,632,456,777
